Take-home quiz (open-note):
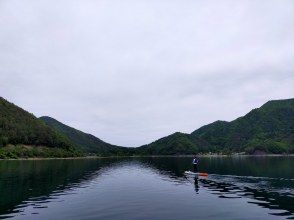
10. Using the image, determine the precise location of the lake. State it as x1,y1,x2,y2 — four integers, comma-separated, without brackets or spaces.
0,156,293,219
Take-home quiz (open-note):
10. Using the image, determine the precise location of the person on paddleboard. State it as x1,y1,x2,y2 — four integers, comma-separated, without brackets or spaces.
192,156,199,173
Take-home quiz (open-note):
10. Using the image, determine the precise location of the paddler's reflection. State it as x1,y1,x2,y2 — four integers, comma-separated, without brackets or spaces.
194,177,199,192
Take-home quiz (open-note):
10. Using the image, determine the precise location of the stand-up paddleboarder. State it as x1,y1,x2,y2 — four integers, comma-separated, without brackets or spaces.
192,156,199,173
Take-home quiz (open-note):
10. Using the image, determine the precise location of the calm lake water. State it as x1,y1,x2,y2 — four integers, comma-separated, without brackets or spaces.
0,156,293,220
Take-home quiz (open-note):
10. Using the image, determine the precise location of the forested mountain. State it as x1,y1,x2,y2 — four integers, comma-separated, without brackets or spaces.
0,97,73,149
1,97,293,158
137,132,209,155
0,97,81,158
0,97,129,158
192,99,294,154
40,116,132,156
137,98,294,155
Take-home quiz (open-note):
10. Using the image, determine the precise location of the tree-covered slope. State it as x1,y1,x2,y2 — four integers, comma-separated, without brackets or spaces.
136,132,210,155
40,116,131,156
0,97,74,150
191,98,294,153
137,98,294,155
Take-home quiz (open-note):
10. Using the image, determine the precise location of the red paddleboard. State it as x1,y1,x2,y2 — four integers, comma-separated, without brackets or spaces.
185,171,208,177
198,172,208,177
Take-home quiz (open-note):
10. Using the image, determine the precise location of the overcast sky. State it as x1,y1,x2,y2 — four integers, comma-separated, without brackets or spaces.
0,0,293,147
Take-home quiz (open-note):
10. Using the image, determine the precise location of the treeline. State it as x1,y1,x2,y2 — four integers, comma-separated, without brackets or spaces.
0,145,83,159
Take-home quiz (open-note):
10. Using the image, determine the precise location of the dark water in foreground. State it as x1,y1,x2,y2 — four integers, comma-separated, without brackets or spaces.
0,156,293,220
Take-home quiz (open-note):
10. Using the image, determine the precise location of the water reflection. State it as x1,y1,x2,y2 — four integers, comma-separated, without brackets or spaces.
137,157,294,218
194,177,199,193
198,178,294,218
0,158,123,218
0,157,293,219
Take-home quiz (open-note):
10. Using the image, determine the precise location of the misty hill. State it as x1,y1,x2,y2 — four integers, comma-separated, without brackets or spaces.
137,98,294,155
40,116,131,156
0,97,80,158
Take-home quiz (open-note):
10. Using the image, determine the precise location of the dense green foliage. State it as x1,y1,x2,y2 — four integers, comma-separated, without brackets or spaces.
40,116,133,156
192,99,294,154
0,97,81,158
0,145,83,159
137,99,294,155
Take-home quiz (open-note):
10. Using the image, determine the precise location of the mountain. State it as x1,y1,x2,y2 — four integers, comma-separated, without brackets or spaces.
137,132,209,155
1,96,293,158
192,98,294,154
40,116,131,156
137,98,294,155
0,97,81,158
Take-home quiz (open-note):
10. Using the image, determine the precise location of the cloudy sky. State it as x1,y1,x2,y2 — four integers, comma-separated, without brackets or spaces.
0,0,293,147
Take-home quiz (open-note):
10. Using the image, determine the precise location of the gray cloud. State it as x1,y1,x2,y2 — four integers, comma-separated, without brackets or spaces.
0,0,293,146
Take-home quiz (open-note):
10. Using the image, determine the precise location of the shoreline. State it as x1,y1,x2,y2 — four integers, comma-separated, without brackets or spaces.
0,154,293,161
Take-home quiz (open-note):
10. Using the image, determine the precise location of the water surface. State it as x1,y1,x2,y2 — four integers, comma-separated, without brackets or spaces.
0,156,293,219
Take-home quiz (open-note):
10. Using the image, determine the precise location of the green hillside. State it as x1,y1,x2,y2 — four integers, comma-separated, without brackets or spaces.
137,132,209,155
137,98,294,155
0,97,81,158
192,98,294,154
40,116,132,156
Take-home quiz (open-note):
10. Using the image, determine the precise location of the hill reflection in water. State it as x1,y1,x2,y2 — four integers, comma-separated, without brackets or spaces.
0,156,293,219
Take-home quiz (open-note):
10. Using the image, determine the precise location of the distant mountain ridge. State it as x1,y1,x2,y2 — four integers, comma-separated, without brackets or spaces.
137,132,210,155
40,116,131,156
137,98,294,155
0,96,293,158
